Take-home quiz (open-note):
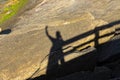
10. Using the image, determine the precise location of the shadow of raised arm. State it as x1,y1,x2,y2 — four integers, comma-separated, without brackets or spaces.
45,26,54,41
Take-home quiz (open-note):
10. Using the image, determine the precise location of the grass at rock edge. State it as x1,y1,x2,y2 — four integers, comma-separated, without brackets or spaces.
0,0,28,28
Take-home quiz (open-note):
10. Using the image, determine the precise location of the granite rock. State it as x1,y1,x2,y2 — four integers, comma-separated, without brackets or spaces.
0,0,120,80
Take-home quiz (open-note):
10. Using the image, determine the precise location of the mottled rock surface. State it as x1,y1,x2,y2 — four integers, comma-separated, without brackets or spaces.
0,0,120,80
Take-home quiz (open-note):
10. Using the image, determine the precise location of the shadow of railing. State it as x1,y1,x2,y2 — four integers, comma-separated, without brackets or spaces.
64,20,120,47
64,20,120,55
27,20,120,80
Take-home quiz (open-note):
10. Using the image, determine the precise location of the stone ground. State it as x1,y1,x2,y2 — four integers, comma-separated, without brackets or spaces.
0,0,120,80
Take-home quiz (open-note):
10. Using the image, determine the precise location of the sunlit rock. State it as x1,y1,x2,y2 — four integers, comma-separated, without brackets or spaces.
0,0,120,80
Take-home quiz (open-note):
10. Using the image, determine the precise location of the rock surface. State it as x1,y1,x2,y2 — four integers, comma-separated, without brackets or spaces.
0,0,120,80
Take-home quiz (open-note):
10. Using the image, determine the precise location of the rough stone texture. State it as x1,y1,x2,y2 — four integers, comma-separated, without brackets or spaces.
0,0,120,80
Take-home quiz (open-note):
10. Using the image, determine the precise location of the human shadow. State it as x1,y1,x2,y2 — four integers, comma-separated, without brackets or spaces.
45,26,65,79
27,20,120,80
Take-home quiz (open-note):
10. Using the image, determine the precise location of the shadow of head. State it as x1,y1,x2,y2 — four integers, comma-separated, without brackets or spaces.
0,29,11,35
56,31,62,40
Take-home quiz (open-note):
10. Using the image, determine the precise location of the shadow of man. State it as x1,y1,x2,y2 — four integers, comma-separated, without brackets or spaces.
45,26,65,79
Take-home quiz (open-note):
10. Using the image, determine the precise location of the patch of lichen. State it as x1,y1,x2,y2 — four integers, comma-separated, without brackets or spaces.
0,0,28,26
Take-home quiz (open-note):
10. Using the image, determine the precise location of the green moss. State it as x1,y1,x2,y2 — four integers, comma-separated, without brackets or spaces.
0,0,28,26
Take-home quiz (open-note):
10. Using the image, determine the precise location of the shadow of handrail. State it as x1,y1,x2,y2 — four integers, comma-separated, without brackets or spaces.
64,20,120,46
28,20,120,80
62,20,120,56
